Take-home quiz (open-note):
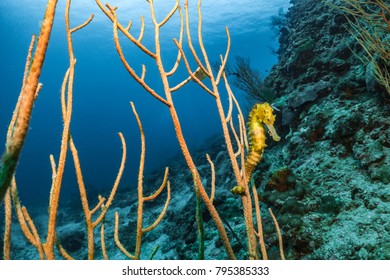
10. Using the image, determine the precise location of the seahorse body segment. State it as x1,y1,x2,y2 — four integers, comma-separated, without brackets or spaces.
244,103,280,182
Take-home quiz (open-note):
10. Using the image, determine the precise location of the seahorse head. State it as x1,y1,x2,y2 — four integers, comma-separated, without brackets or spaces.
251,103,280,143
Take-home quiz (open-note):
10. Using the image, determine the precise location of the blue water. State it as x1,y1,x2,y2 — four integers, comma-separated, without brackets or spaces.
0,0,290,207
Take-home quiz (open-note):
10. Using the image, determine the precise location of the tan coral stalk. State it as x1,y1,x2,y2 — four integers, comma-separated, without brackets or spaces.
0,0,58,203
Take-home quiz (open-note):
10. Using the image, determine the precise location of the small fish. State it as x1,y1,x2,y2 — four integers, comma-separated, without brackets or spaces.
194,68,208,81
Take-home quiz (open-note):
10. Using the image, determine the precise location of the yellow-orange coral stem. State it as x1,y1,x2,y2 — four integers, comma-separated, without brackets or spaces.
0,0,58,203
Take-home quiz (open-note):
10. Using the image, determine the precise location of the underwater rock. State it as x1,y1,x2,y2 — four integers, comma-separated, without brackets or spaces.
330,58,350,73
263,0,390,260
282,80,329,126
265,167,296,192
353,135,390,184
56,223,85,254
287,80,329,109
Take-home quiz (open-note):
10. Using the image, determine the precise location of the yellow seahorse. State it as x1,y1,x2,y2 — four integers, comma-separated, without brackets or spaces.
231,102,280,195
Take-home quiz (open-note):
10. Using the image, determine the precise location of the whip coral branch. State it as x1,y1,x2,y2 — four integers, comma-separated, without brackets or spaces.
0,0,58,203
95,0,156,58
97,0,237,259
114,102,170,260
43,0,94,258
97,0,284,260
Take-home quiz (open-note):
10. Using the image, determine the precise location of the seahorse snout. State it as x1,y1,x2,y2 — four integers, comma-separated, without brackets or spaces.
265,123,281,142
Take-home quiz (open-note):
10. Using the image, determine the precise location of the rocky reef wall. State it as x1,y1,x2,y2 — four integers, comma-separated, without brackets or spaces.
261,0,390,259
